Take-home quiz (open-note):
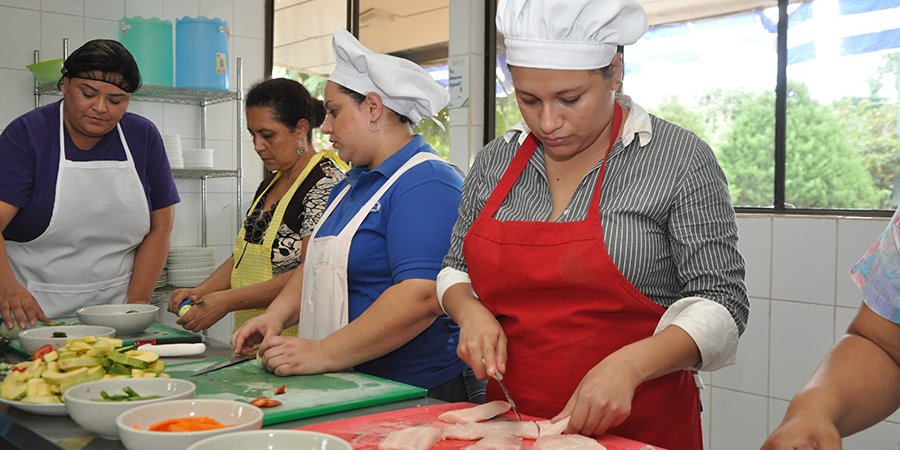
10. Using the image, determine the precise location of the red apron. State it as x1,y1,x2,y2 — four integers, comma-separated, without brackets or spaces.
462,104,702,450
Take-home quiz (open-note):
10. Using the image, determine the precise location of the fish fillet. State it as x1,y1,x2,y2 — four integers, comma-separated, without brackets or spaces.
463,435,524,450
438,400,512,424
536,416,570,437
442,421,540,440
378,425,442,450
532,434,607,450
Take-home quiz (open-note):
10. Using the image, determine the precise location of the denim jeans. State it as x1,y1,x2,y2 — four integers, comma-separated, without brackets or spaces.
428,368,487,404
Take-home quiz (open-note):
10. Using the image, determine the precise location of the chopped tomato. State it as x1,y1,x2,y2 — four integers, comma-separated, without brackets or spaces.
31,344,54,361
274,384,286,395
249,396,282,408
10,366,25,373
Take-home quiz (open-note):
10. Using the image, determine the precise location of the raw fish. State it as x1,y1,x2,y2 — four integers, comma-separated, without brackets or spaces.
378,425,442,450
532,434,607,449
438,400,512,424
463,435,524,450
442,421,540,440
536,416,569,436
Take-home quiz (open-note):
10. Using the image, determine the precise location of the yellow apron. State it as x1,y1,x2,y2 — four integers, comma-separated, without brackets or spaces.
231,151,342,333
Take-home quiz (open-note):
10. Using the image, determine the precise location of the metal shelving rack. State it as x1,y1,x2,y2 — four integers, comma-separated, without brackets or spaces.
32,40,244,247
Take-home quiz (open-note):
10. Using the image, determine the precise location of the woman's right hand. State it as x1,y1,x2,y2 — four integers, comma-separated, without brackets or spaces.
231,312,284,355
0,279,48,330
455,303,508,380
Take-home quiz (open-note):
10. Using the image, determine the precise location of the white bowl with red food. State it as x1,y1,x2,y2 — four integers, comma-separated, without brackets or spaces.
115,399,263,450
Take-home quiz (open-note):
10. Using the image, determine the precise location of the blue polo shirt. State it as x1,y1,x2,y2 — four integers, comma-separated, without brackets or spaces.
315,135,465,389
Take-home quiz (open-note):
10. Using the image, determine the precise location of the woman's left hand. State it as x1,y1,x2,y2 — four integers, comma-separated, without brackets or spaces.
553,357,641,437
257,335,334,376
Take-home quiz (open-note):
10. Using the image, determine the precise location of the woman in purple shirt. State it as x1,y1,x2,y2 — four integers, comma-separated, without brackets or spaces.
0,40,179,329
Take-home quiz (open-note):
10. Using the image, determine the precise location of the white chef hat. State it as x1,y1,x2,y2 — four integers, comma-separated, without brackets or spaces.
497,0,648,70
328,29,449,125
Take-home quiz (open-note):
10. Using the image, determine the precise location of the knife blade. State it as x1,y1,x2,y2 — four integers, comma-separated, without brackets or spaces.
493,373,522,421
191,353,254,376
126,335,204,347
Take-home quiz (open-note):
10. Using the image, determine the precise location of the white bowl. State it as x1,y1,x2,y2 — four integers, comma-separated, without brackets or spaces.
116,399,264,450
186,430,353,450
64,378,196,440
17,325,116,355
76,304,159,336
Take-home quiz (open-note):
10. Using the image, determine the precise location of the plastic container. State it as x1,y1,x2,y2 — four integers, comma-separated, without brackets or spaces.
119,16,174,86
26,59,64,84
175,16,229,90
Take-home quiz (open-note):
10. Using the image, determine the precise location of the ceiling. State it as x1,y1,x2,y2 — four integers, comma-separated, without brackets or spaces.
273,0,783,76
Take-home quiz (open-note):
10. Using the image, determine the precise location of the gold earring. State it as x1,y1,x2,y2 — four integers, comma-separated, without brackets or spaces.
367,120,380,132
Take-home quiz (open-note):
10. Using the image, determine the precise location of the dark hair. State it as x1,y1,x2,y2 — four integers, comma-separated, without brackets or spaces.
60,39,141,92
246,78,325,140
337,85,411,125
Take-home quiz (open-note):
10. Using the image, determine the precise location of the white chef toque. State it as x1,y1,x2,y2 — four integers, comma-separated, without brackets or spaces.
496,0,648,70
328,29,449,126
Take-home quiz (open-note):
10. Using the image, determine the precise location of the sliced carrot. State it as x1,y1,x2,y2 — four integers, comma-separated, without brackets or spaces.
147,416,230,432
274,384,286,395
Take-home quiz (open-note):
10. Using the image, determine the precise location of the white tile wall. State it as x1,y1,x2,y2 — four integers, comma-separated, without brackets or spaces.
123,0,162,18
710,298,769,395
42,0,83,16
769,300,834,400
736,216,772,298
232,0,264,39
162,0,198,22
0,6,41,69
83,17,118,41
0,0,37,8
84,0,124,20
771,217,837,304
41,12,85,59
0,69,35,128
709,388,769,450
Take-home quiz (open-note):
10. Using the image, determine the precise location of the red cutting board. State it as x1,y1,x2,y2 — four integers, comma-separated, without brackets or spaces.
297,402,667,449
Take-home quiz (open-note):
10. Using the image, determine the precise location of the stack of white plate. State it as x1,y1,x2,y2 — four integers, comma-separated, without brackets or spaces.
182,148,214,169
166,246,216,288
155,268,168,290
163,135,184,169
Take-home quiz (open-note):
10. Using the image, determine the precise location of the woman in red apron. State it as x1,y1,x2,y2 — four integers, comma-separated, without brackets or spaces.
438,1,749,449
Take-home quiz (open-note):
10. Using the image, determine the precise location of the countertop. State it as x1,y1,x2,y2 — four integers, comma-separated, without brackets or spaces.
0,333,443,450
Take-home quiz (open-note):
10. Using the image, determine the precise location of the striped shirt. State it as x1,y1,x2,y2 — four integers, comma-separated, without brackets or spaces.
442,95,749,336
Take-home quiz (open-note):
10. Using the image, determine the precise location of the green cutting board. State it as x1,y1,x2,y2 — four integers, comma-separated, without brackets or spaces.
167,358,427,426
7,317,198,358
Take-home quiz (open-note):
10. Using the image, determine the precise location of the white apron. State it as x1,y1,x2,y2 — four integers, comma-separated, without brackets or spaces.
298,152,441,339
6,102,150,318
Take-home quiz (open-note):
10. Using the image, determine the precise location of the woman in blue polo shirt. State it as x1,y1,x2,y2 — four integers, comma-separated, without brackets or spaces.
232,29,479,402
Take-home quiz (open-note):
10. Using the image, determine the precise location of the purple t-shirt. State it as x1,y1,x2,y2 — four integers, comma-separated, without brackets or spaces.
0,100,180,242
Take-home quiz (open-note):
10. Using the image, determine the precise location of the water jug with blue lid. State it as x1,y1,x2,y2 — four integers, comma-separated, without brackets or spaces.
119,16,174,86
176,16,229,90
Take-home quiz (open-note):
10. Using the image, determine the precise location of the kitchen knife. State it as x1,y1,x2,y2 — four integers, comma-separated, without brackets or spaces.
126,335,204,347
493,373,522,421
191,353,254,376
137,342,206,357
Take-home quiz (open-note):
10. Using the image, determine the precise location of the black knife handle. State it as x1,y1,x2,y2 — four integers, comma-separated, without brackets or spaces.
155,335,203,344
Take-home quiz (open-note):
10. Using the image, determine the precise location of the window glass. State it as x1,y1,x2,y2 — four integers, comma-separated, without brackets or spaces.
628,4,778,208
785,0,898,210
272,0,347,148
359,0,451,160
